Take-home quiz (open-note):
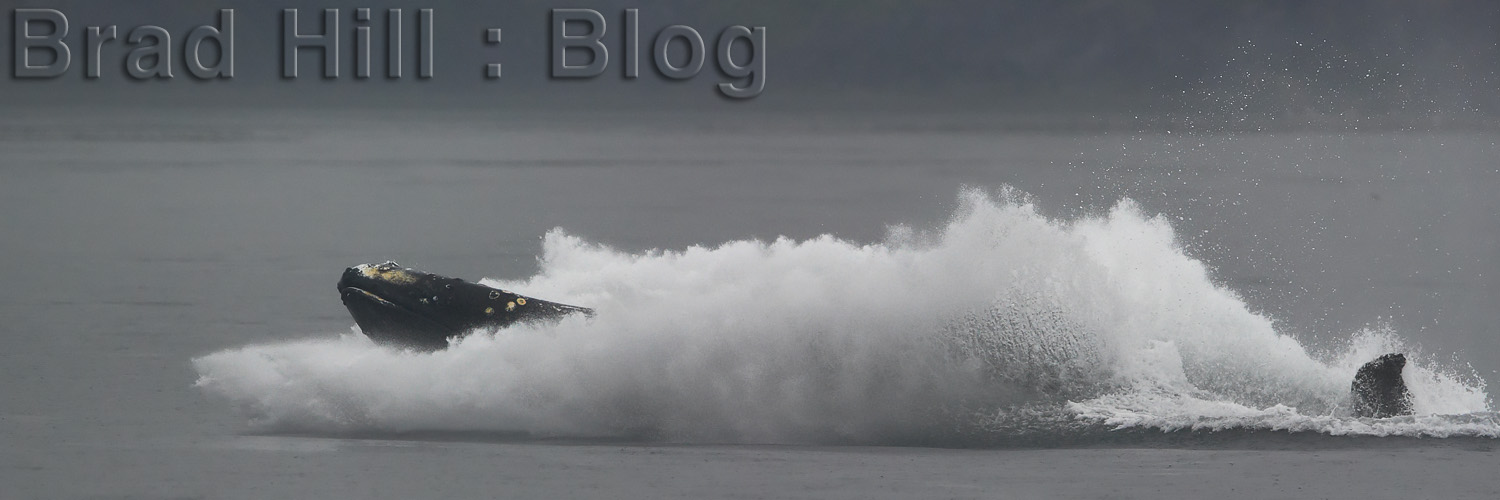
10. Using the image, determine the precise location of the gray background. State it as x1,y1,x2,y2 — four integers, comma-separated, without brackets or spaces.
8,0,1500,122
2,1,1498,498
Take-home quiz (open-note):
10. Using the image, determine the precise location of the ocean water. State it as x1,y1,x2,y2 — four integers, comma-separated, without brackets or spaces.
3,108,1499,497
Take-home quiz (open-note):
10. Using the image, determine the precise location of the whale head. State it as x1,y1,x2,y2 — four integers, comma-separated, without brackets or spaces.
1350,352,1413,418
337,261,589,350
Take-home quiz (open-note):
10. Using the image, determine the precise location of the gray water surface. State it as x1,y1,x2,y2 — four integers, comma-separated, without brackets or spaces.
2,108,1497,497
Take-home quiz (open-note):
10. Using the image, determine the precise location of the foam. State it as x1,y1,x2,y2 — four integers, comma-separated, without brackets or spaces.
193,187,1496,443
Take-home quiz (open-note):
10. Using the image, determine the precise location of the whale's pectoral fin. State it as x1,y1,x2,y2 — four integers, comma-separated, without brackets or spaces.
1350,352,1414,418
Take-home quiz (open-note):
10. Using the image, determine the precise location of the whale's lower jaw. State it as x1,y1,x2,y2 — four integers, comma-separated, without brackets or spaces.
340,286,456,350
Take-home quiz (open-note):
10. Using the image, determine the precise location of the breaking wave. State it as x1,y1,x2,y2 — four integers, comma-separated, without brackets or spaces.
193,187,1496,445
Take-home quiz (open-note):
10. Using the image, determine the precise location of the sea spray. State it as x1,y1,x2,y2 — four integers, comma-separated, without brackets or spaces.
194,187,1496,443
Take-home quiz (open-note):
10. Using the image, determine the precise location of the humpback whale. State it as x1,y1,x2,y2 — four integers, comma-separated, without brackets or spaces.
338,262,591,350
1350,353,1415,418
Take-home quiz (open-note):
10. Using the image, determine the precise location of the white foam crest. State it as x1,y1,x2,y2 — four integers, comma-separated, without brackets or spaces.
1068,394,1500,438
1066,326,1495,437
193,187,1494,443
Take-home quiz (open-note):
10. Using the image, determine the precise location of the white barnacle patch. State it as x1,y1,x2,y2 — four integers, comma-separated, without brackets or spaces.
489,290,501,300
419,298,429,304
357,263,418,285
505,302,516,312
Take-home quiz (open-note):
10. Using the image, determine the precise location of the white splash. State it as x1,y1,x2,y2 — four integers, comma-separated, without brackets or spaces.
194,187,1495,443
